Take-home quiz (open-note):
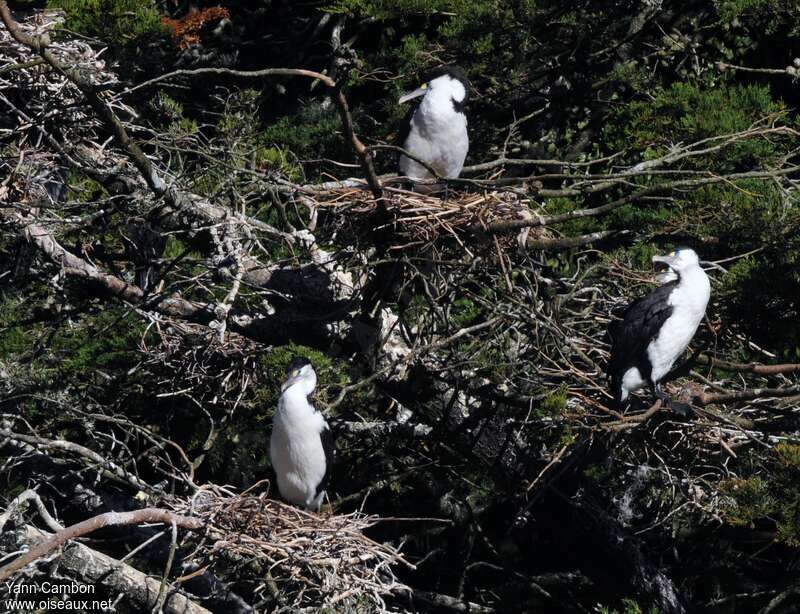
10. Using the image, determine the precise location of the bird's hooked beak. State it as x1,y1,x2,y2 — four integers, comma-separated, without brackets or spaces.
652,253,680,284
281,369,302,393
399,83,427,104
652,253,678,271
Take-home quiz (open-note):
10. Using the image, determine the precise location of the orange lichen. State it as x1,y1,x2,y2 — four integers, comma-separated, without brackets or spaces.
162,7,230,49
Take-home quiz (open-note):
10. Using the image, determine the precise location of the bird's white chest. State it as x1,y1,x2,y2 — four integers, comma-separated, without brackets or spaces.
401,95,468,179
647,271,710,382
270,390,328,507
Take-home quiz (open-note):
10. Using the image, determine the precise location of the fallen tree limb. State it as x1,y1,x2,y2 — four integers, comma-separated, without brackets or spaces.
0,508,203,583
8,524,213,614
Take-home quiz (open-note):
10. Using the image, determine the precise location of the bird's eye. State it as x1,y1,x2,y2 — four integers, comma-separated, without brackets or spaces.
421,83,428,89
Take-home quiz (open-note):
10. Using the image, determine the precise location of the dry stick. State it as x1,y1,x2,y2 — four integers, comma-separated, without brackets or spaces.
604,400,664,431
0,210,308,345
696,355,800,376
526,229,624,250
0,211,216,323
0,489,64,533
152,520,179,614
0,508,203,583
717,61,797,76
694,386,800,407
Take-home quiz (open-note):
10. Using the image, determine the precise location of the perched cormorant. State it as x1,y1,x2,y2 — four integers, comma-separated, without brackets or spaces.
270,357,332,510
398,65,469,192
607,248,711,414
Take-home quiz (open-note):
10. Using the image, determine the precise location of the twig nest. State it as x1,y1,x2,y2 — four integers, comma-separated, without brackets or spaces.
174,490,411,610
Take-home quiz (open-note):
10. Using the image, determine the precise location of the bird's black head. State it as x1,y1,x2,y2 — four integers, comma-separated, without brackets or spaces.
285,356,312,376
423,65,470,111
400,65,470,113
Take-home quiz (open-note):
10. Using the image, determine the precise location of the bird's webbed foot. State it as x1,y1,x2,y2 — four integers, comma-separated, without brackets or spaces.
653,383,695,417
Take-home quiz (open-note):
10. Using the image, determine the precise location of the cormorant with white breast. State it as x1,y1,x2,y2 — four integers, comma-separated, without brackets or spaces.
270,357,333,510
398,65,469,192
607,248,711,415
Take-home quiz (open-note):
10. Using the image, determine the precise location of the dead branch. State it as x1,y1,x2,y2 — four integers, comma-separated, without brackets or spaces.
10,525,212,614
717,61,799,78
694,386,800,407
0,508,203,583
0,489,63,533
697,355,800,376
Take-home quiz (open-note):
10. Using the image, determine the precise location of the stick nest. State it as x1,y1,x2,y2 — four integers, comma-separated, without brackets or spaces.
316,187,549,254
179,487,412,611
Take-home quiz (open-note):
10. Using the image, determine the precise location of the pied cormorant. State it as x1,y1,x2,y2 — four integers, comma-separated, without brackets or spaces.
398,65,469,192
607,248,711,414
270,357,332,510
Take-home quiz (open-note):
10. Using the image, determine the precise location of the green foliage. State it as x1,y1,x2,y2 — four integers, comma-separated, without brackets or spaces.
261,102,345,163
1,292,143,379
325,0,480,19
718,241,800,358
608,83,782,170
47,309,146,379
715,0,785,20
539,386,567,417
152,92,198,137
721,444,800,546
0,294,30,358
597,598,659,614
720,476,775,526
50,0,166,44
450,297,481,327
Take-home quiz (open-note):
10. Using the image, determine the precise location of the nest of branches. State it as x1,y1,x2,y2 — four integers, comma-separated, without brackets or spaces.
315,187,548,254
179,486,411,610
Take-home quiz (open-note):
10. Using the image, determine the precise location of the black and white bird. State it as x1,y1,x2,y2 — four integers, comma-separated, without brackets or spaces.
607,248,711,414
270,357,332,510
398,65,469,192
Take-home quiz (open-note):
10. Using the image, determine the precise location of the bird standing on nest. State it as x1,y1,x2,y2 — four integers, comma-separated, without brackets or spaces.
398,65,470,194
270,357,333,511
607,248,711,416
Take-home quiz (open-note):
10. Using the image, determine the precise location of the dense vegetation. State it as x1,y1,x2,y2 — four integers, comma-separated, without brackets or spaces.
1,1,799,612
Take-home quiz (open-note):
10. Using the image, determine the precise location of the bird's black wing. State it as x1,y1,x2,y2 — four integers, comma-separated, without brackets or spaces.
607,280,678,380
315,418,335,497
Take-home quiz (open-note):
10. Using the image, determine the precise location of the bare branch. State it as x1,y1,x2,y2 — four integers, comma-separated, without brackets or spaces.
0,508,203,583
